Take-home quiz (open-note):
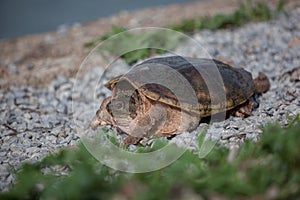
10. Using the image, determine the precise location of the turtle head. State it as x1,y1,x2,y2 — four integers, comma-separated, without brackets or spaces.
91,94,135,130
91,97,115,130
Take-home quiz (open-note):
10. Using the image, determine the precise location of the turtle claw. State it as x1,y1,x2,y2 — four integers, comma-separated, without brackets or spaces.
234,101,254,119
121,136,142,147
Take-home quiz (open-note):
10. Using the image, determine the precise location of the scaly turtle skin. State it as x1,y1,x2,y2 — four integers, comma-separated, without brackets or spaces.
91,56,270,145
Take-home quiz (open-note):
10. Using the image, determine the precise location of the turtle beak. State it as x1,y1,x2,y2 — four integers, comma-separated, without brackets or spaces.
90,97,114,130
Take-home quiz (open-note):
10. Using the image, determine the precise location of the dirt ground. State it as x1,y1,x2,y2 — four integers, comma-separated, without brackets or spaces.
0,0,297,90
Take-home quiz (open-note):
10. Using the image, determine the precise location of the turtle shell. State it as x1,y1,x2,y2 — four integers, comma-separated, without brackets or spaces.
105,56,254,116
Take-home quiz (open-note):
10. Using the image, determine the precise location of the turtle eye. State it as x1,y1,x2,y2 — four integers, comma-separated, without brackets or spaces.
111,100,125,111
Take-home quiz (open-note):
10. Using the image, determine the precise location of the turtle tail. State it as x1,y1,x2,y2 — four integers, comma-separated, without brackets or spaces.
254,72,270,94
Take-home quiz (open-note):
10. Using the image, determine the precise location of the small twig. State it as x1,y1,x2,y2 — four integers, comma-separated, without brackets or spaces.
17,106,48,115
275,103,284,111
278,66,300,81
287,90,298,99
221,133,247,140
3,124,19,135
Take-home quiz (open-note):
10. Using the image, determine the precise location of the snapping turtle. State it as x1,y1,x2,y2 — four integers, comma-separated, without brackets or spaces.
91,56,270,145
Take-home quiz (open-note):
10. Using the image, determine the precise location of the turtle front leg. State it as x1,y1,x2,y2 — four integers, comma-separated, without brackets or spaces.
120,102,168,146
121,135,142,146
233,101,254,118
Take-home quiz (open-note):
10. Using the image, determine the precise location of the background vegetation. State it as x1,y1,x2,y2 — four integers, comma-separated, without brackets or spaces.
1,117,299,199
86,0,285,64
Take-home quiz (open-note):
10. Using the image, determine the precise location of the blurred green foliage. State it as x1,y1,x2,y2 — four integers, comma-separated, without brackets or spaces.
85,26,127,48
85,26,186,65
171,0,285,32
85,1,285,65
1,116,300,199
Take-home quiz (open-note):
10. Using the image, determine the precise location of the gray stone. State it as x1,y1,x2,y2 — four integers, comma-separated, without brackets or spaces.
56,102,68,114
52,76,69,91
7,63,18,74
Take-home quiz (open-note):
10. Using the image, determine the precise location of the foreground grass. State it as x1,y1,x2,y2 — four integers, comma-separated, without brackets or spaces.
1,116,299,199
85,0,285,65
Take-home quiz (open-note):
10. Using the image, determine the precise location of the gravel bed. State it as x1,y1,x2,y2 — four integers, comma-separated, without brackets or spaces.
1,9,300,191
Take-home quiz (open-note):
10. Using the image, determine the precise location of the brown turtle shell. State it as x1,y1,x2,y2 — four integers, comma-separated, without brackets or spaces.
105,56,254,116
